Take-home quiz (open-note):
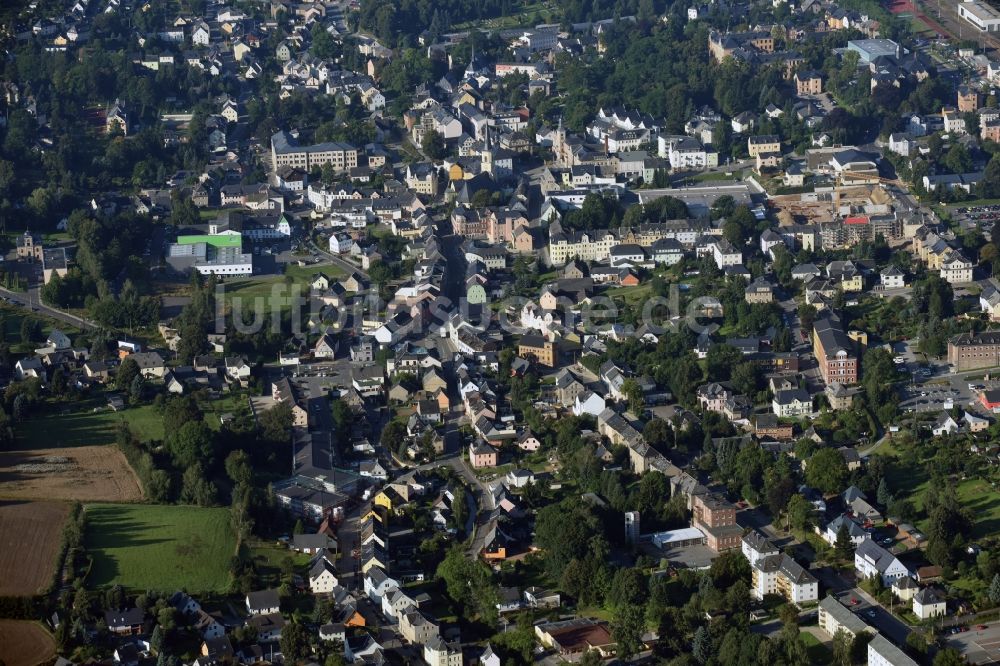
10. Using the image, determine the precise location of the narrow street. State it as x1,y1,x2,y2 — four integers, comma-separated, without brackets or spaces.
305,237,370,280
0,284,99,331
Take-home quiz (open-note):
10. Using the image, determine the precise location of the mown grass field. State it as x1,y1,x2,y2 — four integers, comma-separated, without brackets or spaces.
881,451,1000,539
0,302,85,354
85,503,236,592
16,403,165,448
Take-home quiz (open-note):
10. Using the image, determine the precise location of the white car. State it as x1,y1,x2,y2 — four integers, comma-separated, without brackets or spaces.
893,357,905,364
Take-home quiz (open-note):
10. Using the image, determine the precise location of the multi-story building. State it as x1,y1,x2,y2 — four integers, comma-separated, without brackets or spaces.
741,530,779,567
948,330,1000,371
747,135,781,157
818,596,871,640
271,130,359,172
518,334,556,367
812,310,858,385
425,637,463,666
772,388,812,417
399,609,439,644
710,238,743,269
692,493,742,551
751,554,818,603
855,538,910,586
547,219,714,266
548,223,619,265
405,163,438,197
795,71,823,95
658,135,719,170
958,85,982,112
745,277,775,304
868,634,919,666
940,250,973,284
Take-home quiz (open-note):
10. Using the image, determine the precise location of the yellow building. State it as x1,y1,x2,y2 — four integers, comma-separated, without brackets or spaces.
373,487,405,512
748,135,781,157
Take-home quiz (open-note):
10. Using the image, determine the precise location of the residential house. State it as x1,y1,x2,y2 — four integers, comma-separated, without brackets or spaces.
855,538,911,586
425,637,463,666
105,608,145,636
309,558,339,594
247,613,285,643
399,609,439,644
742,530,780,567
469,441,498,468
246,589,281,615
817,596,871,640
772,388,811,417
751,554,819,604
913,588,946,620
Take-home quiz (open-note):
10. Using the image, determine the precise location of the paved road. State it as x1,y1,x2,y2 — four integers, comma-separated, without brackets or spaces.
413,453,495,557
305,237,369,280
0,285,99,331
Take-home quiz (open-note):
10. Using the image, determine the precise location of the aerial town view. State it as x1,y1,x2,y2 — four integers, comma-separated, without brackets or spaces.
11,0,1000,664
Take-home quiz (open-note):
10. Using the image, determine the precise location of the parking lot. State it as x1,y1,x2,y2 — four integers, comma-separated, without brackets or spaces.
950,204,1000,233
945,623,1000,664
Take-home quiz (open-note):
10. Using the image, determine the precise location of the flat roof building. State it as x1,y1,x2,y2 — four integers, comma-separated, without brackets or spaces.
959,0,1000,32
847,38,901,63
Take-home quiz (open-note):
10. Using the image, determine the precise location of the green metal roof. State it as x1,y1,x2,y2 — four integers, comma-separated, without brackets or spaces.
176,234,243,248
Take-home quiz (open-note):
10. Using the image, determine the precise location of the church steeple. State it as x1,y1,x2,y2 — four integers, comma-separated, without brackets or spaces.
465,43,476,78
481,121,493,174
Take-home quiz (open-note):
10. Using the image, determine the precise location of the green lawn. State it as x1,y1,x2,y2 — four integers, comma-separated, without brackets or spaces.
246,539,311,588
946,198,1000,208
85,504,236,592
283,262,342,284
799,631,832,664
219,264,341,315
16,403,165,448
881,453,1000,538
954,478,1000,539
0,303,85,354
606,282,653,306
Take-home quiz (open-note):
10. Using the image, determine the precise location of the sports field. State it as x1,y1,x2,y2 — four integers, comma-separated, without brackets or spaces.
85,503,236,592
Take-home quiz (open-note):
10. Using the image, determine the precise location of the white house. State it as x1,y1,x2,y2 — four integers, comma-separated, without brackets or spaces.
246,589,280,615
658,135,716,170
381,587,418,620
821,514,867,546
760,229,784,256
329,233,353,254
363,567,400,604
573,391,606,417
912,588,946,620
931,412,960,437
710,239,743,269
309,558,339,594
868,634,918,666
772,388,811,417
880,266,905,288
855,538,911,586
940,250,974,284
15,357,45,380
751,554,818,604
424,637,463,666
741,530,779,567
887,133,913,157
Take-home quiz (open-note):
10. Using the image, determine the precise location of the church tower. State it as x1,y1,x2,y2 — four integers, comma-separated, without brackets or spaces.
481,122,493,175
